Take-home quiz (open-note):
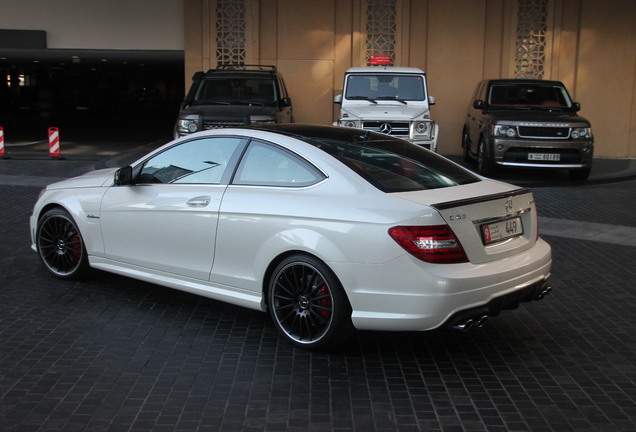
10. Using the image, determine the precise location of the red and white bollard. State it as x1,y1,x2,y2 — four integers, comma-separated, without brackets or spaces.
0,126,5,158
48,127,61,159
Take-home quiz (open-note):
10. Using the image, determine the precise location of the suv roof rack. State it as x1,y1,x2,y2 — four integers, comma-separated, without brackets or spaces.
209,64,277,72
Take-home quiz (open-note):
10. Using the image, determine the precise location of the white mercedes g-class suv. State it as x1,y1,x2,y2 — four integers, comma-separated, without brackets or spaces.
334,66,438,151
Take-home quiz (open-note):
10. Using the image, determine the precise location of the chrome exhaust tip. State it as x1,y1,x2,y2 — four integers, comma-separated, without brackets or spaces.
452,319,474,332
452,314,488,332
535,284,552,300
475,314,489,328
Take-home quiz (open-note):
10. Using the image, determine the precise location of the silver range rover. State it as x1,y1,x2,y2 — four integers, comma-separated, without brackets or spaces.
462,79,594,180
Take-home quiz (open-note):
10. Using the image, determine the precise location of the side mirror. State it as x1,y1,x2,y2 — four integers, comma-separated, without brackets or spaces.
428,96,436,106
333,94,343,104
473,99,484,110
573,102,581,112
114,166,133,186
280,97,292,107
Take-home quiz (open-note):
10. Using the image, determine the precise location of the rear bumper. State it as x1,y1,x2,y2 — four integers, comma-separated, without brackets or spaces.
442,278,552,331
331,238,552,331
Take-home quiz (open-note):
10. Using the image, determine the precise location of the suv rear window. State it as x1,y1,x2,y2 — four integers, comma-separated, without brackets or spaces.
307,135,479,192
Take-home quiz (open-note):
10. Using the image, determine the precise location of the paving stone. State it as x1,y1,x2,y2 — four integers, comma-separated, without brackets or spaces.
1,180,635,431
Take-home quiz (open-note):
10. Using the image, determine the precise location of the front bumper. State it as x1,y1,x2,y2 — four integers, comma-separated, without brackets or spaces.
492,137,594,168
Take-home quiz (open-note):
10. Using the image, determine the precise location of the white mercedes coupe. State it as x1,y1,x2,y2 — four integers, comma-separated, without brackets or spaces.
30,124,552,349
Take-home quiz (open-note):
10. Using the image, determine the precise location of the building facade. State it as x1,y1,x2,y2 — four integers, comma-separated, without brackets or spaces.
184,0,636,157
2,0,635,157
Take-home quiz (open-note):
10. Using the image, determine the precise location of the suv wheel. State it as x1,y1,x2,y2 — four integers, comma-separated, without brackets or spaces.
569,166,591,180
477,138,496,177
462,127,472,162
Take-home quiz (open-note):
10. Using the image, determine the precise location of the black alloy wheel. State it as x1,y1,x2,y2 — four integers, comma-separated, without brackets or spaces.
37,208,89,279
268,255,354,349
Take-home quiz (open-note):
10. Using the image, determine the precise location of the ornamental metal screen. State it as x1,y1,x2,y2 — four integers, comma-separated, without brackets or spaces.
216,0,246,65
365,0,397,65
515,0,548,79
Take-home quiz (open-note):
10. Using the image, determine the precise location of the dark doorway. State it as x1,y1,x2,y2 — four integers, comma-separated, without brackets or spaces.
0,48,184,143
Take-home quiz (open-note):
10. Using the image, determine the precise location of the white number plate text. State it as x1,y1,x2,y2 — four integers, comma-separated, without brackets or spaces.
528,153,560,161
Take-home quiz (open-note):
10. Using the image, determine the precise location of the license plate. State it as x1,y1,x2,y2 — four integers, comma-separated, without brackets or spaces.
481,217,523,245
528,153,560,161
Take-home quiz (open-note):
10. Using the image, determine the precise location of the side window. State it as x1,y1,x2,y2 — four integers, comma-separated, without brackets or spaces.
278,78,289,100
233,141,325,187
473,82,485,102
138,137,242,184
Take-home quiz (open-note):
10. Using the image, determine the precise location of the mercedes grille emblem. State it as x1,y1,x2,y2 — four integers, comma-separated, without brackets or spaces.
379,123,392,134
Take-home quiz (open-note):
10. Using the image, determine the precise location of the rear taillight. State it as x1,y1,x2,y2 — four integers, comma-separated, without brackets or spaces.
388,225,469,264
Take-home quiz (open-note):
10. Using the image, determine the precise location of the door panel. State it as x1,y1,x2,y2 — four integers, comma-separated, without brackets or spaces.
100,184,225,280
99,136,243,280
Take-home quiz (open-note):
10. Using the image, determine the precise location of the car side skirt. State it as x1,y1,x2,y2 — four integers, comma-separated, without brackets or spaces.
89,256,265,312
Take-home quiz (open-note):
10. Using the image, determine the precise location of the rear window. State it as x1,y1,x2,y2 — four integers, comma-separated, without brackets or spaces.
305,133,480,192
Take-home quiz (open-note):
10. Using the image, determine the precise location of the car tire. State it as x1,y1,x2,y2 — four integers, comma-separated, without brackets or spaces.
477,138,496,177
462,127,472,162
36,207,90,279
569,166,591,180
268,254,354,350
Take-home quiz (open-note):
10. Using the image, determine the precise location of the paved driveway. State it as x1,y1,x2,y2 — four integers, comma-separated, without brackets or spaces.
1,157,635,431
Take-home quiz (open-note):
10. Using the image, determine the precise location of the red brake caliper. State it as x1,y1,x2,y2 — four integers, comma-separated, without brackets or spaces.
70,234,81,259
318,285,331,319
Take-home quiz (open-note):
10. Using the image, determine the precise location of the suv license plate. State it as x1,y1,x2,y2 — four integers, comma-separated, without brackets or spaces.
481,217,523,245
528,153,560,161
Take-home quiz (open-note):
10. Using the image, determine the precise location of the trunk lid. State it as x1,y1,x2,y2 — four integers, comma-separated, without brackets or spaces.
395,180,538,264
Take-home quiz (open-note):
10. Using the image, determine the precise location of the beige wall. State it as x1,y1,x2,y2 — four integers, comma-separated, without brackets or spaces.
575,0,636,158
185,0,636,158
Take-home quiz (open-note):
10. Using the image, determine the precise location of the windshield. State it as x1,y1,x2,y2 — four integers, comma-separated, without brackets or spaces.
193,77,278,105
488,83,573,108
345,74,425,101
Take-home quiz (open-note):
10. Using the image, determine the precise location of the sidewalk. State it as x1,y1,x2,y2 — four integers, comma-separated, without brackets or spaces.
445,155,636,186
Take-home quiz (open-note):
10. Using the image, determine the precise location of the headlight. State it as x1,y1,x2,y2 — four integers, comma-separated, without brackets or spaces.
493,125,517,138
178,119,198,133
415,122,428,135
571,127,592,139
340,120,361,128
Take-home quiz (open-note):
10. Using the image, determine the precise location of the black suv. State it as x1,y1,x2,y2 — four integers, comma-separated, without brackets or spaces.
462,79,593,180
174,64,293,138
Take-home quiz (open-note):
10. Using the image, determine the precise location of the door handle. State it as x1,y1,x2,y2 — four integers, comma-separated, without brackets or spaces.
186,196,211,207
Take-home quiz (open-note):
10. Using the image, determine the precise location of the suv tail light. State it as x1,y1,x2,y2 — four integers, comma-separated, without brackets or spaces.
388,225,469,264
